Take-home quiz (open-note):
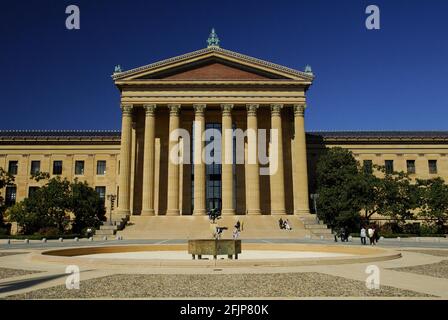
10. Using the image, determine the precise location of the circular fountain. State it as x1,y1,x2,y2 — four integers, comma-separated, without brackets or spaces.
33,243,401,269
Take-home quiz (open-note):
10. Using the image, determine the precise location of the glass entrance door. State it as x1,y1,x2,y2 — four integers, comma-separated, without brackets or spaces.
205,123,222,212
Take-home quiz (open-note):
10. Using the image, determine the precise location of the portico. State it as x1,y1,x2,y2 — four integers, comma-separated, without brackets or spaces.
113,34,314,218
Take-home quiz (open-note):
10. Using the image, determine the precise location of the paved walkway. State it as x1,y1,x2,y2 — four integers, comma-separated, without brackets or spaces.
0,239,447,299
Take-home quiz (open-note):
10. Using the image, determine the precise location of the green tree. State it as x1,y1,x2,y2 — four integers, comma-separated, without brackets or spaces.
7,173,105,236
316,147,361,230
0,167,14,230
352,164,381,223
417,178,448,233
6,201,43,234
8,176,72,234
375,168,419,223
71,179,106,234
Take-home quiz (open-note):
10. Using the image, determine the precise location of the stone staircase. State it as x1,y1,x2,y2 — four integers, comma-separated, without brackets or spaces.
298,214,334,239
93,215,128,240
116,215,320,240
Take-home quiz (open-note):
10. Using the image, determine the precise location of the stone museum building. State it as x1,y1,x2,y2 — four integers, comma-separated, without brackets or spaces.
1,31,448,231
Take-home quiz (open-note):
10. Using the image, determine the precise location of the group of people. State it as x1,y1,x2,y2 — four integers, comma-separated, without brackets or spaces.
360,225,379,245
278,218,292,230
335,226,350,242
335,225,380,245
208,208,221,224
210,207,242,240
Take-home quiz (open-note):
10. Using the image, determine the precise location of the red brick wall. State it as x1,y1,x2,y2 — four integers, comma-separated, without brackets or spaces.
163,62,272,80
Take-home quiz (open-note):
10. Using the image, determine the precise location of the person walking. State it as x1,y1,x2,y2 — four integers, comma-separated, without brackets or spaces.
86,227,93,238
339,227,346,242
232,227,240,240
374,227,380,244
360,226,367,245
235,220,241,232
368,226,375,245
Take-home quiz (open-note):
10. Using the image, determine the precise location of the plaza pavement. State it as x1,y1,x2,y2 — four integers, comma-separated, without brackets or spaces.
0,237,447,299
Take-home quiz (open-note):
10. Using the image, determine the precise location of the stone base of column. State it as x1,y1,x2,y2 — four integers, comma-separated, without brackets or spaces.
294,209,311,215
221,209,235,215
113,213,129,221
116,209,130,217
141,209,155,216
247,209,261,215
166,209,180,216
271,209,286,215
193,209,207,215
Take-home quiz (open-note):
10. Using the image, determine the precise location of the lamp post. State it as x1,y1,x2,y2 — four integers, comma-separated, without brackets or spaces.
310,193,319,223
106,194,116,226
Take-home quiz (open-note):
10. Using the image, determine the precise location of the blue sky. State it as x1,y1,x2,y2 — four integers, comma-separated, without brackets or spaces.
0,0,447,131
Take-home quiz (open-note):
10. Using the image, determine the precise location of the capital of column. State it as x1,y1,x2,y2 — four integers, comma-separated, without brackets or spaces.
121,104,133,116
293,104,306,117
221,103,233,116
143,104,157,116
168,104,181,116
270,104,283,117
193,104,206,116
246,104,259,117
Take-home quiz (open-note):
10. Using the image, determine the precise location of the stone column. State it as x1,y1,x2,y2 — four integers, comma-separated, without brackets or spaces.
269,104,286,215
293,104,310,215
141,104,156,216
221,104,235,215
166,104,181,216
193,104,207,215
117,104,133,216
245,104,261,215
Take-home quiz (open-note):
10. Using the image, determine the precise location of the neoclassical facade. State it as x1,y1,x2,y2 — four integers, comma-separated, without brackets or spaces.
2,38,448,224
112,43,314,219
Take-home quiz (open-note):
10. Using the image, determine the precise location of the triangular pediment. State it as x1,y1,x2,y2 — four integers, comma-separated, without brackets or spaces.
138,58,286,80
113,47,314,83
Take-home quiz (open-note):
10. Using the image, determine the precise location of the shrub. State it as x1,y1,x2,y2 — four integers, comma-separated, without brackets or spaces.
35,227,60,238
402,223,421,235
0,226,10,236
379,222,401,234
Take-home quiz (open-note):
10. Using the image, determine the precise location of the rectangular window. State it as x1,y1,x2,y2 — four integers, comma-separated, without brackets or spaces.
363,160,373,174
406,160,416,174
8,161,18,175
385,160,394,174
5,186,16,206
75,160,85,175
429,160,438,174
30,161,41,175
96,160,106,175
53,161,63,175
28,186,39,198
95,186,106,204
116,186,119,208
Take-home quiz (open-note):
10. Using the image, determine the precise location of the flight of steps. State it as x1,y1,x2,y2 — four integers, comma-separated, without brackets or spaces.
117,215,318,240
93,215,128,240
298,214,334,239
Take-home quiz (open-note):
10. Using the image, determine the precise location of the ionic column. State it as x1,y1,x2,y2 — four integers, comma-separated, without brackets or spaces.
193,104,207,215
141,104,156,216
293,104,310,215
221,104,235,215
166,104,181,216
117,104,133,216
245,104,261,215
269,104,286,215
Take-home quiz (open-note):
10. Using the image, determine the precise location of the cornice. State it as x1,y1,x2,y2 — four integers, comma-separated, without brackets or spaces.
112,46,314,82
